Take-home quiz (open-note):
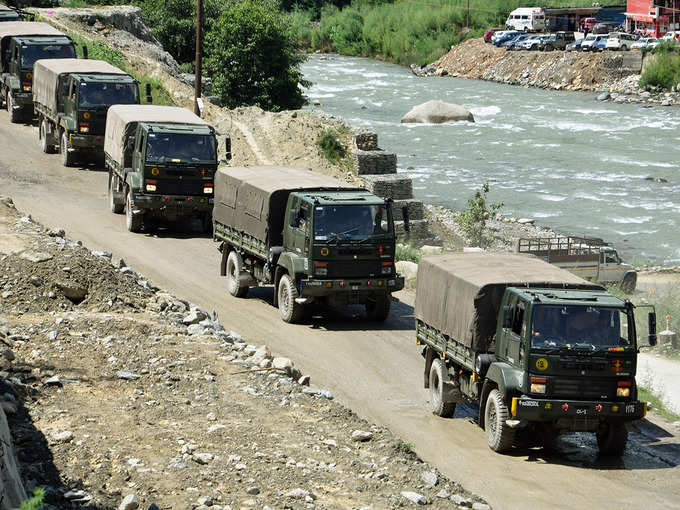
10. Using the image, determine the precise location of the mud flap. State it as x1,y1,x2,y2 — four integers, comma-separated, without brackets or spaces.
442,378,466,404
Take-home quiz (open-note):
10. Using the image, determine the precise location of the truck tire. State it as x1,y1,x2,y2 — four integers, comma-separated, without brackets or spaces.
125,189,143,233
485,389,515,453
429,358,456,418
108,173,124,214
596,423,628,456
278,273,303,323
40,118,55,154
7,92,18,123
365,295,390,321
226,250,249,298
621,273,637,293
61,131,75,167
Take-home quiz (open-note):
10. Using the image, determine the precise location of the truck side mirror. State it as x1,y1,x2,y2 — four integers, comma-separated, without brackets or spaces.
224,137,232,161
145,83,152,103
502,306,513,329
648,312,657,346
82,45,88,59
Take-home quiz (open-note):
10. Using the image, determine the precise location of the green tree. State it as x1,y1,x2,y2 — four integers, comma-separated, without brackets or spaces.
205,0,309,111
456,182,503,248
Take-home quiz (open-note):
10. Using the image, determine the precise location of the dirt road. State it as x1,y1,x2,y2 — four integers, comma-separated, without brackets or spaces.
1,111,679,509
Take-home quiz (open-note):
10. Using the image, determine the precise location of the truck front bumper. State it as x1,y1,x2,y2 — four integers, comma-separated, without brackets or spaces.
300,275,404,300
69,133,105,150
511,397,646,424
133,193,213,215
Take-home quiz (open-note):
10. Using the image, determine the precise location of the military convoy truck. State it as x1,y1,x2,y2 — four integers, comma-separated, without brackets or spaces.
0,6,22,22
415,253,656,456
33,59,140,166
213,166,404,323
516,236,637,292
104,105,217,233
0,22,75,122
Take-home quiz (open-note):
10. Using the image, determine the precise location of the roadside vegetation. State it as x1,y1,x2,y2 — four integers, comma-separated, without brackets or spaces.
316,128,348,163
640,42,680,91
456,182,503,248
639,388,680,423
395,243,423,263
19,488,45,510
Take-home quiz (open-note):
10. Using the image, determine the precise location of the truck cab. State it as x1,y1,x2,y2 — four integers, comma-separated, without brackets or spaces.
2,35,75,120
280,190,402,315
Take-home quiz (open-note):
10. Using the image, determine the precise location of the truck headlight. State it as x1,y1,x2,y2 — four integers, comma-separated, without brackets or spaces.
22,83,31,92
145,184,157,192
314,262,327,276
381,266,392,275
79,123,89,133
616,387,631,398
530,377,546,394
203,186,213,194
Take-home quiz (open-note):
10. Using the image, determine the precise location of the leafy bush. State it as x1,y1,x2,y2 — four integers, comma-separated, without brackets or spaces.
640,49,680,91
455,182,503,248
18,488,45,510
205,0,309,111
316,129,347,163
395,243,424,263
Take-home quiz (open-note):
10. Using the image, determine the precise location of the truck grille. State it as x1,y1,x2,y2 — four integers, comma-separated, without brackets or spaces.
327,260,380,278
550,378,613,400
152,179,204,196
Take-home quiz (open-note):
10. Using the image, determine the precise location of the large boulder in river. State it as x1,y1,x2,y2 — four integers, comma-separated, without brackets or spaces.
401,100,474,124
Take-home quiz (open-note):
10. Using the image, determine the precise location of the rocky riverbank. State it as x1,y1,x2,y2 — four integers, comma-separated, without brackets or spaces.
0,196,491,509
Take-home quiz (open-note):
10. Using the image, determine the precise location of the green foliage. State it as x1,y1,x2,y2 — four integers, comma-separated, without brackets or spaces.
640,47,680,91
456,182,503,248
316,129,347,163
205,0,309,111
395,243,423,263
395,440,415,454
18,488,45,510
639,388,680,423
69,33,175,106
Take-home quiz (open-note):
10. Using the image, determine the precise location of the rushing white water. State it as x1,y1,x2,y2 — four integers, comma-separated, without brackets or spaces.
301,54,680,264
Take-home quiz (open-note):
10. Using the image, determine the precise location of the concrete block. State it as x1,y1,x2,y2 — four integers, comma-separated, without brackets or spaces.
392,198,425,222
395,219,430,242
352,149,397,175
353,130,378,151
362,174,413,200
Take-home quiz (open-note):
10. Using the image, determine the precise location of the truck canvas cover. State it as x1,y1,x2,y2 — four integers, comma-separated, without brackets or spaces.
33,58,128,111
415,253,603,352
104,105,209,166
214,166,360,247
0,21,64,48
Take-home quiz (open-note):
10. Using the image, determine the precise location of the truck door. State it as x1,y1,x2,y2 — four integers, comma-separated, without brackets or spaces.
506,296,526,367
286,197,310,257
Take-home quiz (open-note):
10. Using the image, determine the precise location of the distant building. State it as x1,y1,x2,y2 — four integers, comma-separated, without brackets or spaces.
544,5,625,32
624,0,680,37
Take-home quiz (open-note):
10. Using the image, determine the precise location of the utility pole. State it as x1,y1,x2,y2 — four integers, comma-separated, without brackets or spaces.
194,0,204,117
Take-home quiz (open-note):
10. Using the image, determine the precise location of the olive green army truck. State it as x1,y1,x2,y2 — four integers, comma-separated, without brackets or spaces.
0,22,75,122
33,59,140,166
104,105,217,233
213,166,405,323
415,252,656,456
0,6,22,22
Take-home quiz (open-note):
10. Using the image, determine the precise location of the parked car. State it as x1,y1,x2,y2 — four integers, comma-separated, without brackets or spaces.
592,21,622,34
605,32,636,51
503,33,531,50
493,30,521,46
517,34,547,51
484,27,503,43
631,37,657,51
581,34,607,51
539,31,575,51
566,39,584,51
581,17,598,32
661,31,680,43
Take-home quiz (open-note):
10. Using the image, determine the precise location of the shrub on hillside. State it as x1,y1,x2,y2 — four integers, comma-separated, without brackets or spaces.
205,0,309,111
639,51,680,91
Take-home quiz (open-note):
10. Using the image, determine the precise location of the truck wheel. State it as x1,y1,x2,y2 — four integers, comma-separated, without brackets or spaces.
7,92,18,123
429,358,456,418
108,173,124,214
365,295,390,321
621,273,637,293
226,250,249,298
485,389,515,453
278,273,303,323
596,424,628,456
125,189,143,233
40,118,55,154
61,131,75,167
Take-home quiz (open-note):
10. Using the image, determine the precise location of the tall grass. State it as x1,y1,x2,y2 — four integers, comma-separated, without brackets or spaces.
287,0,625,65
640,44,680,91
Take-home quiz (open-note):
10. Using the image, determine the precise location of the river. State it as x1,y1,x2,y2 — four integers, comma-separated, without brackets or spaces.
301,54,680,264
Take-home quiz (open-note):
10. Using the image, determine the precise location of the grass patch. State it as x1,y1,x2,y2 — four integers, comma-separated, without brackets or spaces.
316,128,347,163
639,388,680,423
395,440,415,454
68,32,175,106
396,243,423,263
640,45,680,91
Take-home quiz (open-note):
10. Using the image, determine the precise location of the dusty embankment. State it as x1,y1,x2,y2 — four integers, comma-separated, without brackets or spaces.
0,197,490,509
429,38,680,106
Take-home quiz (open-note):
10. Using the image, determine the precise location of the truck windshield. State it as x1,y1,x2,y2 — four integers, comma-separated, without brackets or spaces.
79,82,138,108
20,44,75,69
145,133,216,163
314,205,391,241
531,305,632,351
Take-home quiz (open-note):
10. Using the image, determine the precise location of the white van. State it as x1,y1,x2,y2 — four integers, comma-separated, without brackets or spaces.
505,7,546,32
